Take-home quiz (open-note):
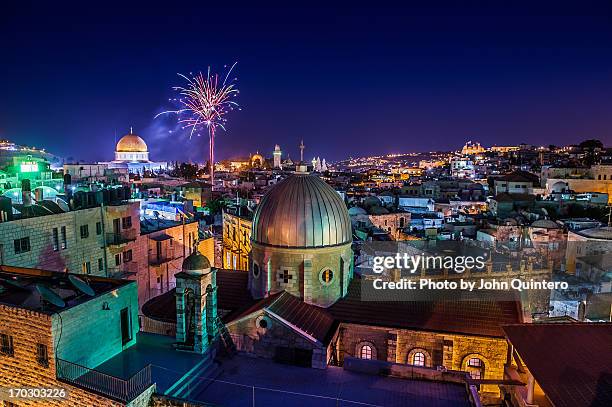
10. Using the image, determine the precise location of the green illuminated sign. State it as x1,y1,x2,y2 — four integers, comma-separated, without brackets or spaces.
20,162,39,173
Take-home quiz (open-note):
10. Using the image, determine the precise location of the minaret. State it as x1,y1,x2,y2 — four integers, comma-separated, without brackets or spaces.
273,144,282,169
299,139,305,163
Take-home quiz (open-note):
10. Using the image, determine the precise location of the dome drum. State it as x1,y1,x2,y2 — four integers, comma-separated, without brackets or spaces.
248,174,354,308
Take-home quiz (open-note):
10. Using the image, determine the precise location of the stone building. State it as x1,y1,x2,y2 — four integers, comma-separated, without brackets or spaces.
140,217,200,304
249,172,353,308
0,266,151,406
0,200,143,281
222,210,252,271
143,171,523,402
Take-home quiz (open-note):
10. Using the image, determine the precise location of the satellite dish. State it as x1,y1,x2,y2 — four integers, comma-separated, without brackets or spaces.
0,278,25,289
68,275,95,297
36,284,66,308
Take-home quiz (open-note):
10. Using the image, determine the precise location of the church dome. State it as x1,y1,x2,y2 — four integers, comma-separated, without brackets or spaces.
252,174,352,248
116,132,148,153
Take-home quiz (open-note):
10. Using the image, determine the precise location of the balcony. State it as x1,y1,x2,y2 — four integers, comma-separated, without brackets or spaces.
148,248,177,267
56,358,152,403
106,229,138,246
108,261,139,279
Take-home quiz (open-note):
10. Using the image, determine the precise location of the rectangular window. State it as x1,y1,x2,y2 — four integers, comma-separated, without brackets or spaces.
123,249,132,263
115,253,121,266
122,216,132,229
80,224,89,239
82,261,91,274
61,226,67,249
36,344,49,367
13,237,30,254
98,258,104,272
96,222,102,235
52,228,59,251
0,333,14,356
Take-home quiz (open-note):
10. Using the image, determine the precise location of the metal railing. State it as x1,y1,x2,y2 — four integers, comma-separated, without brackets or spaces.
139,314,177,337
56,358,152,403
108,261,139,279
106,229,138,245
148,248,177,266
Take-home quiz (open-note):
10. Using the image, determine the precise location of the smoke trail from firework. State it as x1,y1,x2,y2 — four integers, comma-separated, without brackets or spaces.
156,63,240,186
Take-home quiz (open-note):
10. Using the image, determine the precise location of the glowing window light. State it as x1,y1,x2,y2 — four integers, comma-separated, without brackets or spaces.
20,162,39,173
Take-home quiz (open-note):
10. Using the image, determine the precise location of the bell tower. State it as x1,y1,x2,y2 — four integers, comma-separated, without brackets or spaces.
175,251,218,353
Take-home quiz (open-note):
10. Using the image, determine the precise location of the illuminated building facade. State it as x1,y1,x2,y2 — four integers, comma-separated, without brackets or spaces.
106,129,167,173
222,210,252,271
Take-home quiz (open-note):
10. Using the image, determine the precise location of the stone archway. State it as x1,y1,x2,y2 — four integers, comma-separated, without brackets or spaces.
461,353,488,380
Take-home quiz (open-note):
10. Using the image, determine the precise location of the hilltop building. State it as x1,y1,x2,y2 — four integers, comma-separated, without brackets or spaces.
106,129,167,173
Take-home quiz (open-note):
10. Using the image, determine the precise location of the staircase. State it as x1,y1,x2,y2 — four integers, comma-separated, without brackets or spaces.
215,317,237,356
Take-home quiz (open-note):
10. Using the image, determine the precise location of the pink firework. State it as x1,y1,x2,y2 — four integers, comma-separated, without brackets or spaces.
157,63,240,187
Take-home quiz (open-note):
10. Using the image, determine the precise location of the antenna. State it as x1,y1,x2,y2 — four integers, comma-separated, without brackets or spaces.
68,275,95,297
36,284,66,308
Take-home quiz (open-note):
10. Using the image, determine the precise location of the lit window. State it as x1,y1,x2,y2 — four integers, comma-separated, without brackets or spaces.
320,269,334,285
467,357,485,379
360,345,373,360
412,352,425,366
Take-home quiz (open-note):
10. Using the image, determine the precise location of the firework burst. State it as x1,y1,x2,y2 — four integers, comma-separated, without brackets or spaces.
156,62,240,186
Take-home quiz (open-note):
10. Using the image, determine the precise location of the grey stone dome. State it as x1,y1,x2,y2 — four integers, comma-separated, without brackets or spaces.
182,251,211,272
252,174,352,248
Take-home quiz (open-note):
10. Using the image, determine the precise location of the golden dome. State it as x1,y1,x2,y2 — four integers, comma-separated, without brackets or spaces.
116,132,148,153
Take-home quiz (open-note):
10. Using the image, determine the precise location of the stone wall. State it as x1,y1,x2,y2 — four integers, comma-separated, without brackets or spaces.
54,282,139,367
338,323,508,395
0,207,106,275
227,310,326,368
0,304,123,406
249,242,353,308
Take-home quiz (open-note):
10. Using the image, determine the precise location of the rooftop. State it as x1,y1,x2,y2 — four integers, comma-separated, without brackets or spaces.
504,323,612,407
0,265,131,313
95,332,471,406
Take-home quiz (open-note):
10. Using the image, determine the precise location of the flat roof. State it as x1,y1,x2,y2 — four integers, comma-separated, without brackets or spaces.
0,265,132,313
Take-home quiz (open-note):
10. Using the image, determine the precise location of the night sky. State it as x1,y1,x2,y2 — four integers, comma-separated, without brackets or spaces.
1,2,612,163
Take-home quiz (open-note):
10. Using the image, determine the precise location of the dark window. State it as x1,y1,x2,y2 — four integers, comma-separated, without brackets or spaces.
115,253,121,266
36,343,49,367
120,308,132,345
0,333,14,356
13,237,30,254
123,249,132,263
82,261,91,274
96,222,102,235
61,226,67,249
80,224,89,239
122,216,132,229
98,258,104,271
52,228,59,251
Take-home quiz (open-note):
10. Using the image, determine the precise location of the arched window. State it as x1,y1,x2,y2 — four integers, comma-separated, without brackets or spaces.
466,357,485,379
412,352,425,366
360,345,373,360
407,348,431,367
